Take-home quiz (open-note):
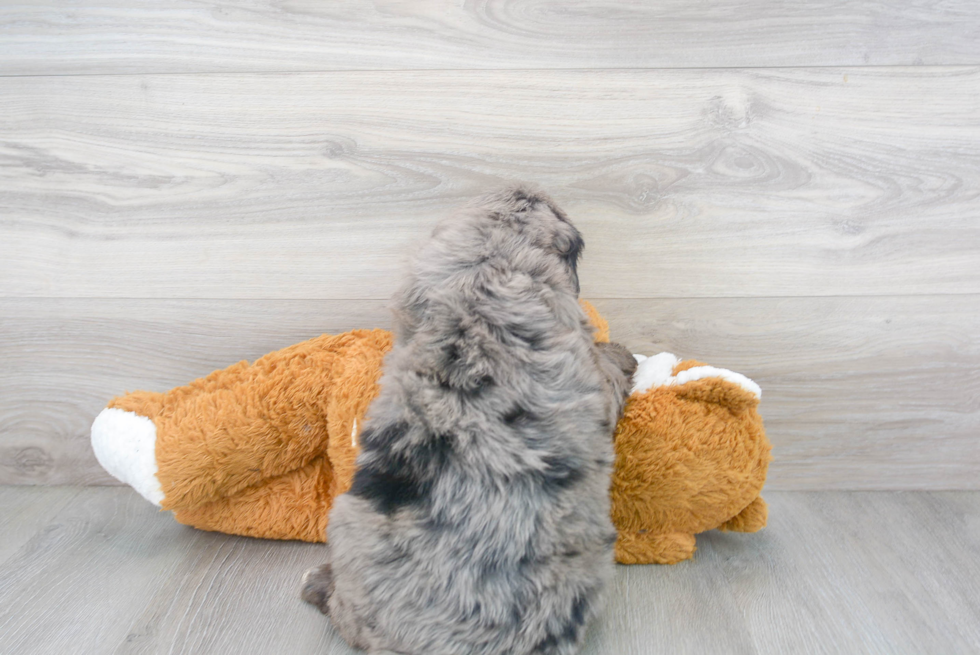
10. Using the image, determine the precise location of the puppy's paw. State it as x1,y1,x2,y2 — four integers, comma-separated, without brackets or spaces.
300,563,334,615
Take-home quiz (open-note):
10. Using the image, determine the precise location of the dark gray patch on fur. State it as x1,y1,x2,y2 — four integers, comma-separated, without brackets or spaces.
349,421,455,515
538,453,586,490
533,593,592,654
503,405,533,426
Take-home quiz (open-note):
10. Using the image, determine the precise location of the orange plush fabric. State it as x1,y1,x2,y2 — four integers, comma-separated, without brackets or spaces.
108,329,392,542
580,301,610,343
96,304,770,564
611,359,771,564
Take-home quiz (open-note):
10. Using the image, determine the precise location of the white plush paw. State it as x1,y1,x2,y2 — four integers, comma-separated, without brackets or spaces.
91,408,165,506
631,352,761,399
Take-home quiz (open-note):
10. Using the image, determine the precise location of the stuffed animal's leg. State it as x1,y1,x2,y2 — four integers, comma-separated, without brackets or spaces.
615,531,697,565
92,333,360,511
301,561,335,616
719,496,768,533
91,392,167,506
173,457,333,542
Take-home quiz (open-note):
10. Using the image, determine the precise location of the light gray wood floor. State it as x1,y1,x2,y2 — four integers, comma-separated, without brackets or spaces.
1,487,977,654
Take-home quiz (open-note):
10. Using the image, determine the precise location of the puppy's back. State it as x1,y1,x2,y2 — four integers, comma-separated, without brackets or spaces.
324,186,625,655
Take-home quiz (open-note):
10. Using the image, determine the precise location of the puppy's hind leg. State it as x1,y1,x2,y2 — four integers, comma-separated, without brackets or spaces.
300,562,334,615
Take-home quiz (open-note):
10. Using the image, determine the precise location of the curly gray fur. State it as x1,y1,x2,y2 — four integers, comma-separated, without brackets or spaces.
302,185,637,655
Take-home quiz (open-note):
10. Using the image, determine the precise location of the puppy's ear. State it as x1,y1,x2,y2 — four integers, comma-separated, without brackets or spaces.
539,196,582,262
552,219,584,294
554,223,584,265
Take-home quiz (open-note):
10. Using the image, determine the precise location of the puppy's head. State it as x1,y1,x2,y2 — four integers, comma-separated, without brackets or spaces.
432,184,584,296
519,187,584,296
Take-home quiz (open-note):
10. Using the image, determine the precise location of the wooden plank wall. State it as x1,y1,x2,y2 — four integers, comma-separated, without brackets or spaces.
1,2,978,489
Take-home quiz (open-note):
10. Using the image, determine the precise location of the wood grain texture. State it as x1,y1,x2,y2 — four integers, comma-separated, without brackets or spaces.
1,487,978,654
593,296,980,490
0,486,79,565
729,491,980,653
114,527,352,654
0,298,393,485
2,295,977,489
2,1,979,75
2,68,979,299
0,487,214,655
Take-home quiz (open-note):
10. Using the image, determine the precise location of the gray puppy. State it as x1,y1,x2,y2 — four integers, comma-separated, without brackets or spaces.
302,185,637,655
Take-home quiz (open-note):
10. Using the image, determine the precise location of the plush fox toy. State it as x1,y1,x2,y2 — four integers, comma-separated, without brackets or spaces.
91,303,770,564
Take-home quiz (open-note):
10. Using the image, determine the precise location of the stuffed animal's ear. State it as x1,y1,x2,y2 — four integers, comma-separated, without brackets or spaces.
671,376,760,412
630,353,761,412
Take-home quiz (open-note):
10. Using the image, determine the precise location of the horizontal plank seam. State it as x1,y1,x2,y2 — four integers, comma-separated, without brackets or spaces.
4,485,979,494
2,64,980,80
2,293,979,302
4,482,980,491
